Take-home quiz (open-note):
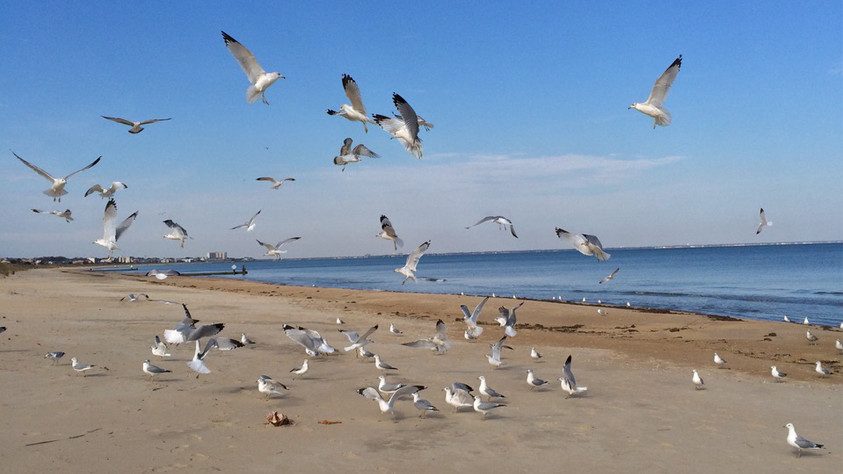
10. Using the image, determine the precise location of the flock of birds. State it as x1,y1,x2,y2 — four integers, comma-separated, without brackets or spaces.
9,30,833,458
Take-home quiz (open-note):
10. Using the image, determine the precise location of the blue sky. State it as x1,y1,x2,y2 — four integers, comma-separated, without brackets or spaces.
1,2,841,258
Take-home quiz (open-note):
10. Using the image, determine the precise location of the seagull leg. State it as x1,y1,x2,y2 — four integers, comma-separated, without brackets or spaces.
261,94,269,106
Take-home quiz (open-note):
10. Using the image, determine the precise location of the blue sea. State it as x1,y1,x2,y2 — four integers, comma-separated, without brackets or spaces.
126,243,843,327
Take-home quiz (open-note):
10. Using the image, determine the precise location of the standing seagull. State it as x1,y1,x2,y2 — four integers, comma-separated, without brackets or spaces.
412,392,439,418
629,55,682,128
395,240,431,284
599,268,620,284
555,227,611,261
771,366,787,382
257,375,289,399
526,369,549,390
31,209,73,222
713,353,727,368
478,376,506,400
150,335,171,357
814,361,831,377
692,369,705,390
290,359,309,379
559,355,588,397
472,396,506,419
221,31,284,105
756,208,772,235
85,181,128,198
101,116,171,134
71,357,99,376
256,176,295,190
333,137,379,171
256,237,301,260
13,151,101,202
372,93,424,159
142,360,172,379
162,220,190,248
93,199,138,257
327,74,372,132
231,210,261,232
784,423,824,457
377,215,404,251
465,216,518,238
373,354,399,371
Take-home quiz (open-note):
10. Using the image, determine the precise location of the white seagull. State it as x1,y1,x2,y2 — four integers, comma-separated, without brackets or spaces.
478,376,506,400
101,116,171,134
756,208,772,235
333,137,379,171
289,359,309,379
835,339,842,352
555,227,611,261
377,376,407,395
150,335,171,357
230,210,261,232
377,215,404,251
599,268,620,284
784,423,824,457
465,216,518,238
814,361,831,377
281,324,335,356
163,304,225,344
372,93,425,159
13,151,101,202
472,396,506,419
806,331,818,344
256,237,301,260
389,323,403,336
85,181,128,198
629,55,682,128
713,352,727,368
357,384,425,418
412,392,439,418
495,302,524,337
460,296,489,340
402,319,450,354
257,375,289,399
163,219,190,248
327,74,373,132
31,208,73,222
487,335,513,368
374,354,398,371
338,324,378,352
241,333,255,345
692,369,705,390
803,317,810,325
771,366,787,382
142,360,172,379
526,369,549,390
71,357,99,376
559,355,588,397
256,176,295,190
221,31,284,105
93,199,138,257
395,240,431,284
531,347,542,360
443,386,474,412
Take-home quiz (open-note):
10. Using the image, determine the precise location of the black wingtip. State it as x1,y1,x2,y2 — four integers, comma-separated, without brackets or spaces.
671,55,682,69
221,31,236,44
565,354,572,365
392,93,407,106
326,109,337,115
282,324,294,330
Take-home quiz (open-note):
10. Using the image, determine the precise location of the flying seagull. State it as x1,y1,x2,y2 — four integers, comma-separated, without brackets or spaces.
357,384,425,417
402,319,450,354
338,324,379,353
460,296,489,340
495,302,524,337
256,237,301,260
256,176,295,190
372,93,425,159
599,268,620,284
101,116,171,134
466,216,518,238
395,241,431,284
13,151,101,202
326,74,373,132
486,335,513,368
555,227,610,261
231,210,261,232
162,304,224,344
756,208,772,235
333,137,379,171
377,215,404,251
629,55,682,128
93,199,138,257
163,220,190,248
221,31,284,104
31,208,73,222
784,423,824,457
281,324,335,356
85,182,128,198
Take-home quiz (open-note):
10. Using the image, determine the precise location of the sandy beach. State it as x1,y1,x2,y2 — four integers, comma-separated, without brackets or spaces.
0,269,840,472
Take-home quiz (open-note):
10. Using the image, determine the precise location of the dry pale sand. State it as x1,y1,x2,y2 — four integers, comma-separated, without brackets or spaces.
0,269,840,473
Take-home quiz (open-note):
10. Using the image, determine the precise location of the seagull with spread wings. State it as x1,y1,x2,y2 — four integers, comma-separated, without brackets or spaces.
221,31,284,105
599,268,620,284
555,227,611,261
231,210,261,232
402,319,451,354
461,296,489,340
395,240,431,284
85,181,128,198
163,219,190,248
466,216,518,238
333,137,379,171
373,93,425,159
93,199,138,257
756,208,772,235
101,116,171,134
31,208,73,222
629,55,682,128
377,215,404,251
13,151,101,202
256,237,301,260
255,176,295,190
327,74,373,132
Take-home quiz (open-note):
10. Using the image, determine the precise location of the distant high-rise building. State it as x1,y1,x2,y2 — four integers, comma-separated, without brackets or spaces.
207,251,227,260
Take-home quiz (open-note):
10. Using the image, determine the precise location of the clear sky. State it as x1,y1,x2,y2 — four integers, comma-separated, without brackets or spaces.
1,2,841,259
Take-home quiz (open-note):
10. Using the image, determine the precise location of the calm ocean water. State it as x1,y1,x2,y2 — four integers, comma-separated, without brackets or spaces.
127,243,843,326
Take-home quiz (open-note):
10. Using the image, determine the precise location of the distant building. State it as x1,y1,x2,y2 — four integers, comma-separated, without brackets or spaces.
207,251,227,260
117,256,133,263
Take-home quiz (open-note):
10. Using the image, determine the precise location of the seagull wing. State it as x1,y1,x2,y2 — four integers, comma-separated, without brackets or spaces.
101,199,118,243
402,339,438,349
63,156,101,180
357,386,384,402
210,337,245,351
221,31,265,83
646,55,682,107
115,211,138,241
342,74,366,114
247,209,261,225
85,184,104,197
256,177,278,183
392,93,419,140
435,319,447,340
352,144,379,158
338,329,360,343
405,241,431,272
467,216,496,229
339,137,353,156
471,296,490,323
562,355,577,387
380,215,398,238
372,114,406,137
355,324,379,343
282,325,318,352
138,118,172,125
188,323,225,341
163,219,187,238
12,152,55,182
101,116,135,126
275,236,301,248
